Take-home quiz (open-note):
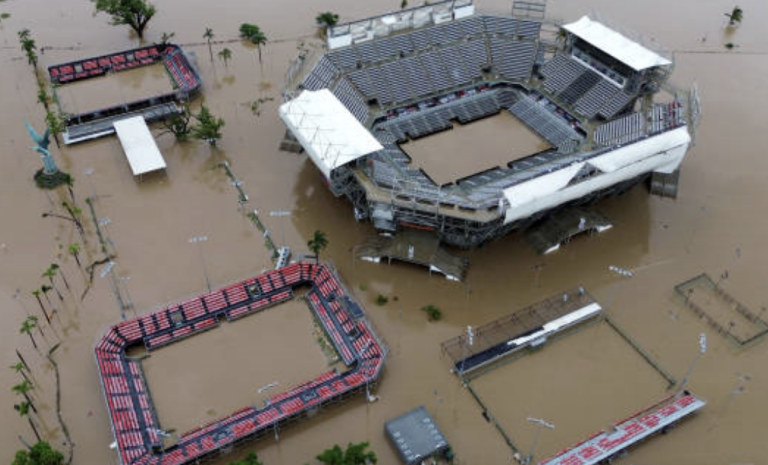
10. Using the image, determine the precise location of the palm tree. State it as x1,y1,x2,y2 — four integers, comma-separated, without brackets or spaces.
12,380,37,413
50,263,70,291
240,23,267,64
68,243,82,270
316,12,340,38
14,401,41,442
43,266,63,301
725,6,743,26
10,361,32,384
307,230,329,264
218,48,233,68
20,317,38,350
203,27,215,61
31,289,50,324
401,0,408,9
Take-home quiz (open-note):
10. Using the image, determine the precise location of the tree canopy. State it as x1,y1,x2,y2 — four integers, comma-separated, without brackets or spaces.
239,23,267,62
307,230,329,263
93,0,156,39
12,441,64,465
191,105,225,147
316,442,377,465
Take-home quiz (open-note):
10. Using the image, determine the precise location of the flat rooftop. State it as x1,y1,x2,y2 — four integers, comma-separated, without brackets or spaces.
135,298,331,434
56,62,174,115
398,111,551,186
385,406,450,464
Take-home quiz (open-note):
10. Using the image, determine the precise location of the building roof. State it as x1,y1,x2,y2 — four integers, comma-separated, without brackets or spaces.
113,116,167,176
385,406,449,464
563,16,672,71
279,89,383,179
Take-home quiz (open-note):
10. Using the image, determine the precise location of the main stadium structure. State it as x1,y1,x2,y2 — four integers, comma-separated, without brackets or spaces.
280,1,701,249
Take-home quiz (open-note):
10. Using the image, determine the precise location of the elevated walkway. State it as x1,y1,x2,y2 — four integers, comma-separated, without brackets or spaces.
356,229,468,281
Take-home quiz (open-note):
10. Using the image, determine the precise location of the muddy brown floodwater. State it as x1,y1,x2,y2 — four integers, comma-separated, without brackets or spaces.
400,111,551,186
1,0,768,464
56,63,175,115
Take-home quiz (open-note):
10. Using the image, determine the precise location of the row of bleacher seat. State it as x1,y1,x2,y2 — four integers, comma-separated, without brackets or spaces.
540,53,635,119
327,16,539,70
649,102,685,133
509,94,584,150
49,45,163,84
97,262,385,465
594,112,646,146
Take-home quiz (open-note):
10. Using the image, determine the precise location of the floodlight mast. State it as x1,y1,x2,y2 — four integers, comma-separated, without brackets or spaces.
677,333,707,395
525,417,555,464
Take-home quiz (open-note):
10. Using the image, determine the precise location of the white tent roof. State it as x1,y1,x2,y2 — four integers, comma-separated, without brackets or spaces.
113,116,166,176
279,89,382,179
563,16,672,71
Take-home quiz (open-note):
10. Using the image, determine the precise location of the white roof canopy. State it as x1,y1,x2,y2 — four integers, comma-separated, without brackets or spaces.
563,16,672,71
279,89,382,179
113,116,166,176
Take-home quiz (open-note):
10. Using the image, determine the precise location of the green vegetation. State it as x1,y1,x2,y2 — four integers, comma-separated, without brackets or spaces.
316,11,339,37
421,304,442,321
12,441,64,465
19,317,39,349
725,6,743,26
18,29,38,70
218,48,233,67
228,452,263,465
316,442,377,465
307,230,329,263
203,27,214,61
249,96,274,117
358,284,368,291
161,103,192,141
239,23,267,63
1,12,11,20
725,42,736,49
401,0,408,9
375,294,388,306
191,105,225,147
93,0,156,39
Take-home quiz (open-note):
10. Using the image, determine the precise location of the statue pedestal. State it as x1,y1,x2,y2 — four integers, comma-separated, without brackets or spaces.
34,169,71,189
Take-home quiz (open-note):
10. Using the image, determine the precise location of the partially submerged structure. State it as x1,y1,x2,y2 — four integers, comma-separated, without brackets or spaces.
539,392,706,465
441,287,601,376
385,406,451,464
48,43,201,144
95,262,386,465
280,0,700,248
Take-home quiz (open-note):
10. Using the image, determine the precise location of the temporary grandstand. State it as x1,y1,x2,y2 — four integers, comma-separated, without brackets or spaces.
280,0,701,248
48,43,201,144
94,262,386,465
539,391,706,465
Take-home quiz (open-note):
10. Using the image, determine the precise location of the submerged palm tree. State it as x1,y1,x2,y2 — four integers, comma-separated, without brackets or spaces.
307,230,329,264
20,317,38,350
240,23,267,64
203,27,214,61
218,48,233,68
725,6,743,26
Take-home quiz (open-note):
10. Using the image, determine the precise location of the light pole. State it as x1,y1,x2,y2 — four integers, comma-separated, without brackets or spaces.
189,235,211,292
269,210,291,247
677,333,707,394
525,417,554,465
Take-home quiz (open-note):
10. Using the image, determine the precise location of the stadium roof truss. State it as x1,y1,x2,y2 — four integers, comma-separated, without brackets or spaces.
564,16,672,71
279,89,383,179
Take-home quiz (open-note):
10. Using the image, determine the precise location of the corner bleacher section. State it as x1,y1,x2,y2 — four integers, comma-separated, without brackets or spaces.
509,93,584,153
49,44,202,145
539,53,634,120
95,262,386,465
